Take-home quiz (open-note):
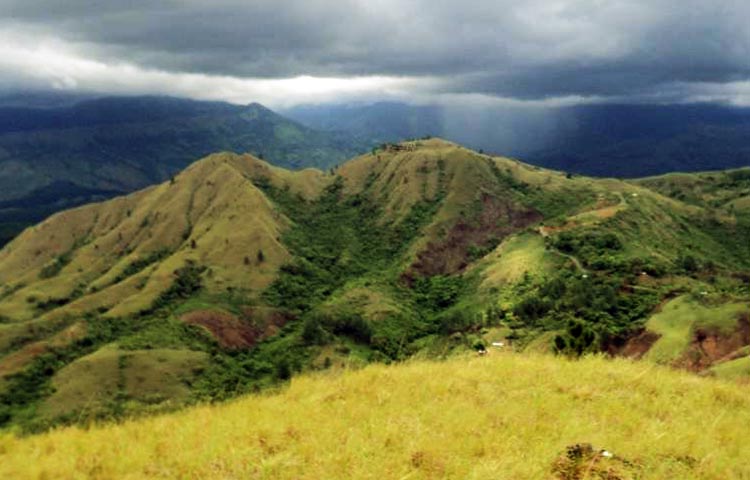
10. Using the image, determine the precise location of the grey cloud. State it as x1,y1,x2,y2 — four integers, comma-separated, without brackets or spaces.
2,0,750,102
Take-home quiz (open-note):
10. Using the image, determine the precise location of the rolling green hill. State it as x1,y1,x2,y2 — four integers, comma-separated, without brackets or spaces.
0,96,366,247
0,138,748,432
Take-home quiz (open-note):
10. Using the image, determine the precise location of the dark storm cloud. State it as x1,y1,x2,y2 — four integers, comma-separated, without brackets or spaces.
2,0,750,103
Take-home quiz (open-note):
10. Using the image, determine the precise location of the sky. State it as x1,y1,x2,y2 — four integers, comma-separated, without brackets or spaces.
2,0,750,108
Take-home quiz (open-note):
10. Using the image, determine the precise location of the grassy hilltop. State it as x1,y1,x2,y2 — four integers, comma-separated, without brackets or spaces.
1,353,749,479
0,138,748,432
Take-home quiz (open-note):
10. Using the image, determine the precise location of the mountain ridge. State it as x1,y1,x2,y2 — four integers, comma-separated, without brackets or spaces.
0,138,748,431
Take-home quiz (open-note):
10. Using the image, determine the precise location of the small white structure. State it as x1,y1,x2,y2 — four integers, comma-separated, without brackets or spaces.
491,342,504,348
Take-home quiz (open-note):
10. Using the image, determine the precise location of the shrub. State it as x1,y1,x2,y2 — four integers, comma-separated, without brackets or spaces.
274,358,292,380
301,315,328,345
413,275,465,311
324,313,372,344
677,254,699,274
39,252,72,279
151,262,206,310
437,308,478,334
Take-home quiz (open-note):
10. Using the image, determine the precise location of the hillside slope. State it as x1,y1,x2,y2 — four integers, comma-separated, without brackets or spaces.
1,353,749,479
0,138,748,431
0,95,365,246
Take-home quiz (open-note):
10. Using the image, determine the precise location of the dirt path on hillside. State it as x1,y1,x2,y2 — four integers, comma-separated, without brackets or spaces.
552,249,588,273
539,192,631,274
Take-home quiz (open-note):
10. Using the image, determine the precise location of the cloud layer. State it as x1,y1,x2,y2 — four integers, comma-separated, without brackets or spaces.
1,0,750,106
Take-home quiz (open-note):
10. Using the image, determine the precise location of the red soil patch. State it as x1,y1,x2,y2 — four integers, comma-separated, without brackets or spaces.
590,205,622,219
0,341,49,377
676,313,750,372
406,192,542,279
608,312,750,373
0,322,86,377
607,329,661,360
181,307,291,349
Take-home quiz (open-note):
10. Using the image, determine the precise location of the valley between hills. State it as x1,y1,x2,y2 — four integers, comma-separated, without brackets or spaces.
0,138,748,471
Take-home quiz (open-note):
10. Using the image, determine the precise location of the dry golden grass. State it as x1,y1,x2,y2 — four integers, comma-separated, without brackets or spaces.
40,346,208,419
0,152,297,363
0,152,294,308
1,353,749,479
728,195,750,212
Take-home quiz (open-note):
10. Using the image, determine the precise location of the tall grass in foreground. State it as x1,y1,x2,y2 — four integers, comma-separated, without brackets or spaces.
1,352,749,479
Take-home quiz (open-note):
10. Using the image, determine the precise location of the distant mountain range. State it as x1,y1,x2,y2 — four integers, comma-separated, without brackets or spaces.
5,94,750,249
286,102,443,145
285,102,750,177
0,95,368,246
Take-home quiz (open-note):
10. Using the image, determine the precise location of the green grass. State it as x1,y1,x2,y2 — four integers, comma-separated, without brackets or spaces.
709,354,750,381
481,233,558,287
645,296,747,364
644,298,696,364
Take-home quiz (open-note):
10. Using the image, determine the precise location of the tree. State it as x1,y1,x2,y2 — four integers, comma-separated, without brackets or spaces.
677,254,699,273
301,316,327,345
275,358,292,380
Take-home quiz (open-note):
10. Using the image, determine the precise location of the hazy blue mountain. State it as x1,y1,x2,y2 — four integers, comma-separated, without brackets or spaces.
286,101,750,177
527,104,750,177
0,95,367,246
0,91,96,109
286,102,443,144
